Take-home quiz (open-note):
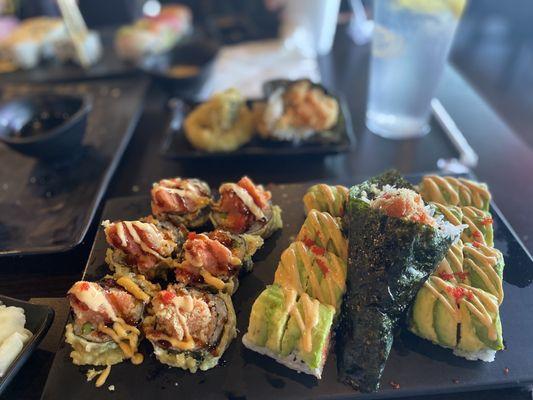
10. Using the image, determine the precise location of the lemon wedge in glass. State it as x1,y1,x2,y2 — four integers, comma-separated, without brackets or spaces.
395,0,467,18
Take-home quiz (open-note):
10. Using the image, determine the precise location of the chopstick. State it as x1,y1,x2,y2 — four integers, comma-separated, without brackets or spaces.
57,0,91,68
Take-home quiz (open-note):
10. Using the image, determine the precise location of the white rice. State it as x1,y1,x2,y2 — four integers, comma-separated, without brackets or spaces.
453,348,496,362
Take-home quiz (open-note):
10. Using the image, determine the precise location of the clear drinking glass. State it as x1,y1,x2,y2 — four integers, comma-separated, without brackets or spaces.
366,0,467,139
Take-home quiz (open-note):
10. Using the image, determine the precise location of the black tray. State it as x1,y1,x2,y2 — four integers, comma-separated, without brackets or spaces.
0,295,54,396
160,96,355,160
0,28,137,84
0,79,148,256
41,178,533,399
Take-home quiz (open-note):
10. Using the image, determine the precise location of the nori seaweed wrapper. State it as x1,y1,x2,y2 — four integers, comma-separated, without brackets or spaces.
336,171,453,392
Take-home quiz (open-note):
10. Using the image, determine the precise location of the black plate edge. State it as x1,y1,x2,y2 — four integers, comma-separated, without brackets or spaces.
0,80,149,258
0,295,55,396
159,94,356,161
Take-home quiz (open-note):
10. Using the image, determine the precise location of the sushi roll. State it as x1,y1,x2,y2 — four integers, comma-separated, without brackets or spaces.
142,284,236,373
242,285,335,379
254,80,339,142
151,177,212,228
296,209,347,260
65,275,158,366
303,184,348,218
184,89,254,152
147,5,192,37
419,175,491,211
114,21,175,63
337,171,456,392
211,176,282,239
461,206,494,247
434,240,465,280
175,230,263,294
462,243,504,304
274,241,347,312
409,276,503,362
103,217,187,280
52,30,103,67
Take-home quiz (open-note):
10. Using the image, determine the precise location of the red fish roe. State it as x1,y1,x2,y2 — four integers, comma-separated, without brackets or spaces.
481,217,493,226
79,282,90,291
302,237,315,248
187,232,197,240
445,286,474,302
472,241,482,248
439,272,454,281
316,258,330,276
160,290,176,305
455,271,470,280
310,245,326,256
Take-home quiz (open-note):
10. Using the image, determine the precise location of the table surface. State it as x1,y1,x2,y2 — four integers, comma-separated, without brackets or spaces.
1,27,533,400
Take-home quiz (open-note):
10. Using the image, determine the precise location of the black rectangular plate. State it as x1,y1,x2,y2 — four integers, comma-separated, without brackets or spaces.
0,79,148,256
0,28,137,84
0,295,54,396
41,178,533,399
160,96,355,160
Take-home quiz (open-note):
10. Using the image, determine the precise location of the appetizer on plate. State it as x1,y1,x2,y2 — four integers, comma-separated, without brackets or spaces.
142,284,236,373
296,209,347,260
211,176,282,239
114,4,191,63
175,230,263,294
303,183,348,218
103,217,187,280
274,241,347,312
0,303,33,378
337,171,457,392
184,89,254,152
65,275,158,366
151,177,212,228
254,80,339,142
242,285,335,379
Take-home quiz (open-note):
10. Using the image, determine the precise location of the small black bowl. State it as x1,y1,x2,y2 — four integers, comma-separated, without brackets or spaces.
140,38,219,96
0,94,92,161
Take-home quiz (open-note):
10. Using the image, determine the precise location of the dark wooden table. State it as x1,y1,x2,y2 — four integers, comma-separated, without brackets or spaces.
1,27,532,400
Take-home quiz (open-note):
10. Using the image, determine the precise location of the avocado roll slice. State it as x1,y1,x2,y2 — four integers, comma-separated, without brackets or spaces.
455,284,503,361
462,243,504,304
151,177,212,228
211,176,282,239
419,175,491,211
337,171,455,392
434,240,465,281
242,285,335,379
65,275,157,366
431,202,463,226
274,241,347,312
461,206,494,247
303,184,348,218
296,209,347,260
143,284,236,373
103,216,187,281
175,230,263,294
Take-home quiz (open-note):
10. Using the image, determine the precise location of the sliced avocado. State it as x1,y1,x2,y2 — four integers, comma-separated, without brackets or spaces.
409,285,438,343
457,302,485,352
433,299,458,348
246,285,289,351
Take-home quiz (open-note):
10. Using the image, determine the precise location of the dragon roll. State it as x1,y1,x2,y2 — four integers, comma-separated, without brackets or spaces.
65,275,159,366
174,230,263,294
303,184,348,218
419,175,491,211
337,171,456,392
296,209,347,260
151,177,212,228
274,241,347,312
103,216,186,280
211,176,282,239
143,284,236,372
242,285,335,379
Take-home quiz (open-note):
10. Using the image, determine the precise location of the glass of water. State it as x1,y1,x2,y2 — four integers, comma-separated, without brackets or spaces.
366,0,467,139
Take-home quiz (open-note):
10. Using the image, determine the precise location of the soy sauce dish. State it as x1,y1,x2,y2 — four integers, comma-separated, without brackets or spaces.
140,39,219,94
0,94,92,160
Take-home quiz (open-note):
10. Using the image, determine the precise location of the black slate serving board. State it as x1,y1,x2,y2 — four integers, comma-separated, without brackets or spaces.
41,179,533,399
0,79,148,256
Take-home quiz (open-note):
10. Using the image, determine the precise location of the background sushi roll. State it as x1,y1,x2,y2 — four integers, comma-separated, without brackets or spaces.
418,175,491,211
103,217,187,280
242,285,335,379
174,230,263,294
151,177,212,228
460,206,494,247
210,176,282,239
65,276,154,366
142,284,236,373
303,184,348,218
296,209,347,260
274,241,347,313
